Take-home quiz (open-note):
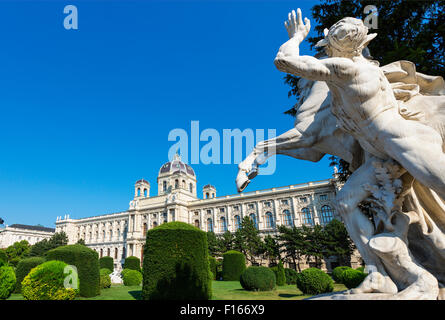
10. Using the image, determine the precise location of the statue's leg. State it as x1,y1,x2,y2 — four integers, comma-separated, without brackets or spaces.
336,158,398,294
382,123,445,201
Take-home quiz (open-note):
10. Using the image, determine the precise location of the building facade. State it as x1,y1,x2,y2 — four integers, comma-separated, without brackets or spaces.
0,224,55,248
56,155,348,271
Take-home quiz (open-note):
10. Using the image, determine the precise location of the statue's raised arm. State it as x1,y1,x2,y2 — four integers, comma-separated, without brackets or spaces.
274,8,359,82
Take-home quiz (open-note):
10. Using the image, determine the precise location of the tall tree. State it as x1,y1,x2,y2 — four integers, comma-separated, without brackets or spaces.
262,234,280,266
5,240,30,266
206,231,220,257
323,219,355,266
233,217,264,264
218,231,235,253
302,225,325,268
28,232,69,257
277,225,305,272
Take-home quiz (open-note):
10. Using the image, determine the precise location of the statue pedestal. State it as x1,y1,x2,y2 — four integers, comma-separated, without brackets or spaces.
306,291,396,300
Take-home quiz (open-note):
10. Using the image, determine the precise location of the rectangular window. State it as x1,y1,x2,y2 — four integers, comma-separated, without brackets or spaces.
300,197,307,203
281,199,288,205
219,208,225,213
320,194,328,201
248,204,254,209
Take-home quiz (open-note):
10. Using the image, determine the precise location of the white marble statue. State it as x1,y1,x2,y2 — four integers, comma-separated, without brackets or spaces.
110,270,123,284
237,9,445,300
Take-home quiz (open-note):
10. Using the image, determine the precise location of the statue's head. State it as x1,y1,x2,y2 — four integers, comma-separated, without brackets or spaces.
316,17,377,57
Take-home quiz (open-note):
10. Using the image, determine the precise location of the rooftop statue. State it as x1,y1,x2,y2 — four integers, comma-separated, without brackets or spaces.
236,9,445,300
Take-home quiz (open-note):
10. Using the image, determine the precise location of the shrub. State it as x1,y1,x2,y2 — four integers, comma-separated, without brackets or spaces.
121,268,131,278
270,261,286,286
45,244,100,297
284,268,298,285
99,256,114,271
240,266,276,291
356,266,366,273
21,260,77,300
100,274,111,289
0,265,16,299
14,257,46,293
123,269,142,286
100,268,112,276
296,268,334,295
142,222,212,300
0,250,7,265
123,256,141,272
222,250,246,281
209,257,217,280
342,269,367,289
332,266,351,283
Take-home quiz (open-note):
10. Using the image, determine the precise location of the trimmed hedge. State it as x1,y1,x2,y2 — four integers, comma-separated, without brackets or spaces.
0,250,7,264
342,269,367,289
332,266,351,283
296,268,334,295
270,261,286,286
209,257,217,280
45,244,100,297
22,260,78,300
123,256,141,272
284,268,298,285
222,250,246,281
123,270,142,286
240,266,276,291
99,256,114,271
0,265,16,299
100,274,111,289
14,257,46,293
356,266,366,273
142,222,212,300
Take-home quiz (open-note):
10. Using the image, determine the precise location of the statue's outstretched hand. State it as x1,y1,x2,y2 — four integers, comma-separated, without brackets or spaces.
285,8,310,42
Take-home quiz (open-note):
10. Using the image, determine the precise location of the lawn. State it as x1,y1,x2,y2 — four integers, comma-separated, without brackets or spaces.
7,282,347,300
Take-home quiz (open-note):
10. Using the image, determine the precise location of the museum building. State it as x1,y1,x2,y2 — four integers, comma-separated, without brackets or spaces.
55,155,343,270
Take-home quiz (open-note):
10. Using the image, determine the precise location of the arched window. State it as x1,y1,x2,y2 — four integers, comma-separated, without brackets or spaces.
321,205,334,224
206,192,209,199
163,181,167,192
109,229,113,240
143,223,147,236
137,188,141,197
152,221,158,228
265,212,275,228
189,183,193,193
117,228,120,239
220,217,227,232
194,219,200,228
234,215,241,230
107,248,110,256
302,207,314,226
249,213,258,229
114,248,118,259
182,180,186,188
207,218,213,232
175,179,179,189
283,210,293,226
143,188,147,197
100,249,103,258
103,230,105,240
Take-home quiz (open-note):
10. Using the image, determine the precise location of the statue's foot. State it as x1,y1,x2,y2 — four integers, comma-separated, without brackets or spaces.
347,272,398,295
247,168,258,180
236,171,250,192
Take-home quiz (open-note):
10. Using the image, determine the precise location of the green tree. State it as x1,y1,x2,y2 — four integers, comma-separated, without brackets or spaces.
218,231,234,253
302,225,325,269
262,235,280,266
76,238,86,246
233,217,264,265
323,219,355,266
28,232,68,257
277,225,305,272
5,240,30,266
206,231,220,256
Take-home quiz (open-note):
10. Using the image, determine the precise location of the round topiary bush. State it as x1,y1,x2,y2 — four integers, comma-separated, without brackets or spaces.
284,268,298,285
0,265,16,299
45,244,100,297
123,269,142,286
123,256,141,272
99,256,114,271
14,257,46,293
100,273,111,289
222,250,246,281
270,261,286,286
100,268,112,276
342,268,367,289
142,222,212,300
209,257,217,280
240,266,276,291
332,266,351,283
296,268,334,295
21,260,78,300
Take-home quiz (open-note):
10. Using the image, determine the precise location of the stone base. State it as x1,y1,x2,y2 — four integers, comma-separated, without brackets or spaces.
306,291,397,300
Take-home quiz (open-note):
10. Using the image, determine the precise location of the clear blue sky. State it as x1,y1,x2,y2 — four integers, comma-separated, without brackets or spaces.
0,0,333,228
